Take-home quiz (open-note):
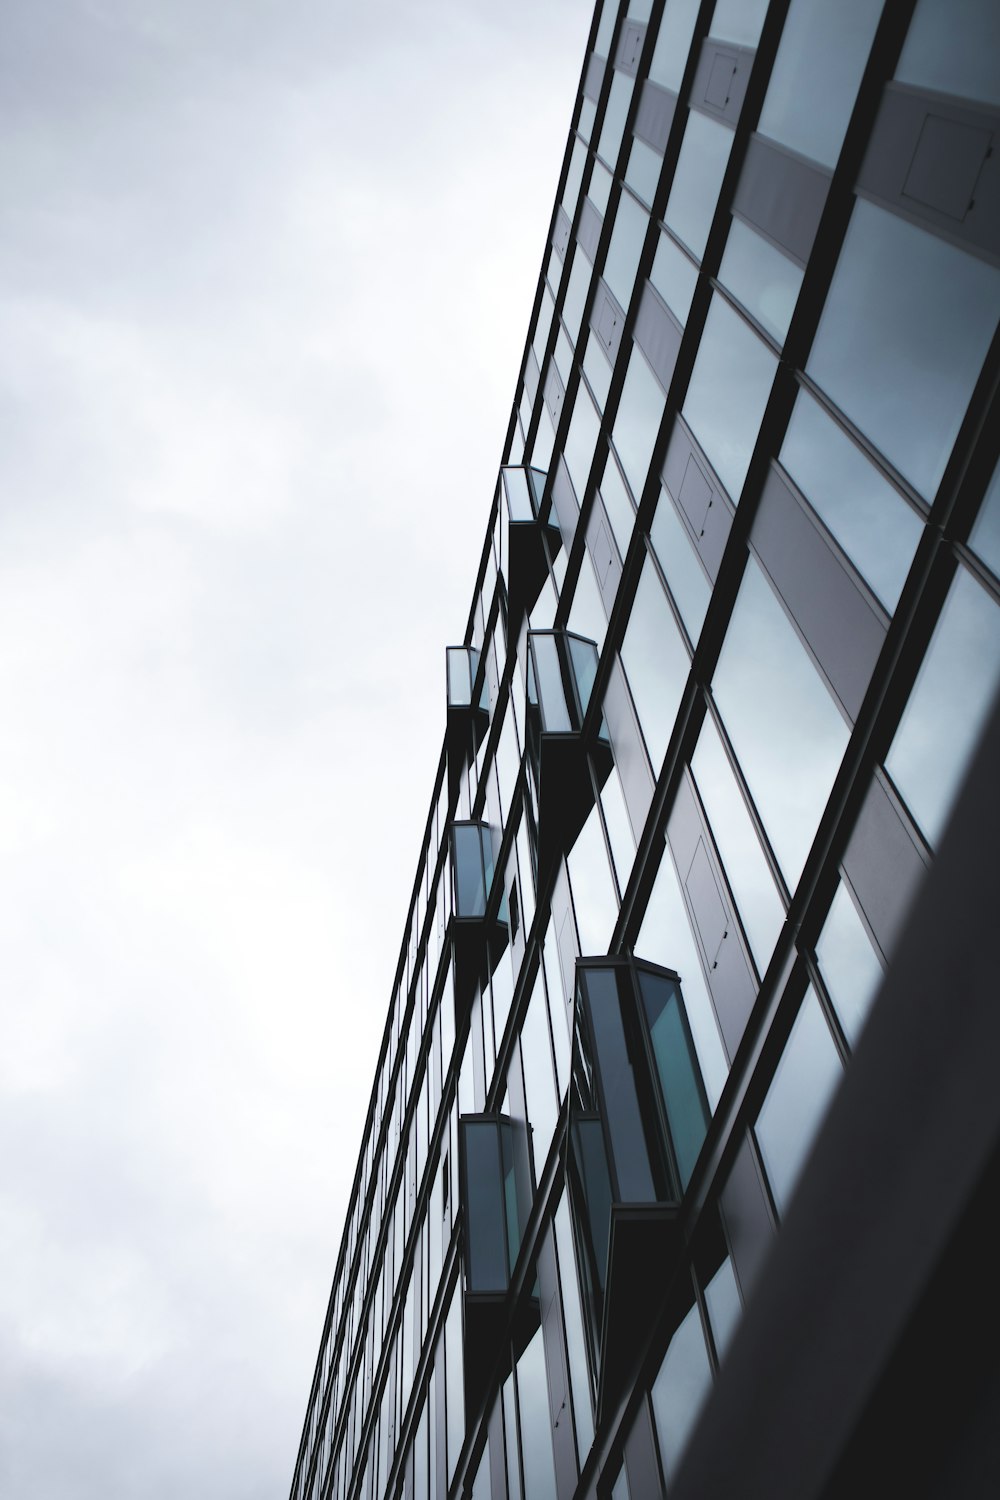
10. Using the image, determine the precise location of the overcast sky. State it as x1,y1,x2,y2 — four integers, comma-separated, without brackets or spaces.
0,2,590,1493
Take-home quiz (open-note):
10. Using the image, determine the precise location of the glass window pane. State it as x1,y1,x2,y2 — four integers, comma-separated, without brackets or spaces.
532,283,556,371
779,388,924,612
594,0,618,59
603,191,649,312
620,554,690,770
885,566,1000,847
583,329,613,412
664,111,734,261
588,158,613,216
815,882,884,1047
896,0,1000,106
756,985,843,1216
554,1195,595,1462
712,557,850,887
611,344,665,502
563,138,587,212
635,842,730,1108
600,452,638,560
682,294,778,503
758,0,883,168
703,1257,742,1363
517,1323,558,1500
969,459,1000,582
650,485,711,644
649,1300,713,1483
710,0,769,45
625,137,663,208
564,384,602,505
445,1289,465,1482
718,216,804,343
691,715,785,976
648,0,701,93
600,764,637,896
578,96,598,144
649,228,699,326
598,71,635,168
808,200,1000,501
520,970,559,1173
562,250,593,344
568,800,619,955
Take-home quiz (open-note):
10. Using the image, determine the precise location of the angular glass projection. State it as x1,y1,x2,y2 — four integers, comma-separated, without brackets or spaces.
499,464,561,628
569,956,710,1417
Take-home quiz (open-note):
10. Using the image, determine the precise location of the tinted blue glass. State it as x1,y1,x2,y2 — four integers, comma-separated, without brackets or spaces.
620,553,690,770
587,969,656,1199
611,344,665,501
641,972,708,1187
682,294,777,503
779,389,924,612
603,191,649,311
712,558,850,887
758,0,883,168
896,0,1000,105
465,1124,507,1291
756,986,843,1216
718,216,803,343
808,201,1000,500
664,111,734,260
815,882,884,1047
885,567,1000,847
649,228,698,327
453,825,487,916
649,484,710,643
648,0,701,92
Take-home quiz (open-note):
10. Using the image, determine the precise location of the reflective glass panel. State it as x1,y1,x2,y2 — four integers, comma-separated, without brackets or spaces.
578,96,598,144
594,0,618,60
599,452,637,560
808,200,1000,500
710,0,769,45
603,191,649,312
712,557,850,887
649,228,699,326
625,136,663,208
620,553,690,770
649,1300,713,1483
815,881,884,1047
598,71,635,168
516,1323,558,1500
758,0,883,168
703,1256,742,1362
756,985,843,1216
568,800,619,955
691,714,785,976
564,384,602,505
562,250,593,343
520,970,559,1172
636,842,730,1108
611,344,665,502
718,216,803,343
682,294,777,503
554,1195,595,1462
531,283,556,371
648,0,701,93
583,328,613,412
563,138,587,212
969,459,1000,582
554,327,574,388
649,485,710,644
779,388,924,612
664,111,734,260
896,0,1000,106
885,566,1000,847
588,158,613,216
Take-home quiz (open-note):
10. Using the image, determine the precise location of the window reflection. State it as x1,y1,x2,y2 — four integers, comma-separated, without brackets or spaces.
602,190,649,312
599,452,637,561
969,459,1000,582
611,343,665,502
588,158,613,216
649,228,699,326
649,1298,713,1484
691,714,785,976
648,0,701,93
703,1257,742,1363
885,566,1000,847
620,552,690,771
597,71,635,169
757,0,883,169
755,985,843,1217
664,111,734,261
625,136,663,208
815,882,884,1047
649,484,711,644
564,384,602,505
583,329,613,412
779,388,924,612
562,249,594,343
896,0,1000,106
682,294,777,504
567,800,619,956
718,216,803,344
808,200,1000,501
710,0,769,46
563,138,587,212
712,556,850,887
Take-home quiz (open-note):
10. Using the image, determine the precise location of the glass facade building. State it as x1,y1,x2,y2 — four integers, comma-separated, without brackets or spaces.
290,2,1000,1496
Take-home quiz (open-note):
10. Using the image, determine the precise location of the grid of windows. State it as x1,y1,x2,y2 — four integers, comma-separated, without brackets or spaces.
290,3,1000,1497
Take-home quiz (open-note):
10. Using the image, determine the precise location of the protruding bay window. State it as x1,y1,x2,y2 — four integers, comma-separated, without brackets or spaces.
568,956,710,1418
446,646,490,799
449,820,508,1024
500,465,561,627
